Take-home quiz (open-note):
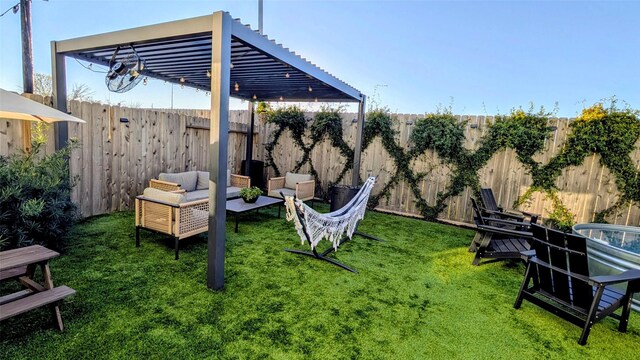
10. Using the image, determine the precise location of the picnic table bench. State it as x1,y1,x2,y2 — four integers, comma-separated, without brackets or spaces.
0,245,75,331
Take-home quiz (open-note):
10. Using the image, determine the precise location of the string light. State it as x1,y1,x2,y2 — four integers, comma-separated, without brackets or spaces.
230,63,234,69
308,86,313,92
206,70,211,78
279,96,283,101
143,77,148,86
181,84,185,89
285,72,290,78
314,98,318,102
252,94,257,100
234,82,239,92
179,77,185,83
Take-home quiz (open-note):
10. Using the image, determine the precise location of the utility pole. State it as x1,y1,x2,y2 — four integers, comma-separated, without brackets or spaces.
20,0,34,93
258,0,263,34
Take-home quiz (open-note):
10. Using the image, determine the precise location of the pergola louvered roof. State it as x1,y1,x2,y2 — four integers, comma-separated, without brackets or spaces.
54,13,363,102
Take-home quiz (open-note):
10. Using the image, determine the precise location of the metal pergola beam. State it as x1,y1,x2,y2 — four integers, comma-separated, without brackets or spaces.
55,15,213,53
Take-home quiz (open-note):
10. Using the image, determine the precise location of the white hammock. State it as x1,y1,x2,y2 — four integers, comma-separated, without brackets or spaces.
285,177,376,251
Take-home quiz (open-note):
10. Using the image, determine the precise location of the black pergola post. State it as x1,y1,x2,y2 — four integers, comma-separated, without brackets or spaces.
351,95,366,186
207,12,231,290
244,101,255,177
51,41,68,151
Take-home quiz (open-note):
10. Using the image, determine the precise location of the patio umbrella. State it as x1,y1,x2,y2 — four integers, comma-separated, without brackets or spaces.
0,88,85,123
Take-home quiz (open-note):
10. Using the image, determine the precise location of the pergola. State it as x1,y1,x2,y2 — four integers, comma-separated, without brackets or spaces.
51,11,366,289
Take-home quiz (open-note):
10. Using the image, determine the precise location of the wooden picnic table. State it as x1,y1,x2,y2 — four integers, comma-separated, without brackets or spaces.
0,245,75,331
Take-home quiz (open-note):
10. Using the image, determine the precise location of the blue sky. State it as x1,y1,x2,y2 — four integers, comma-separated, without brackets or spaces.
0,0,638,116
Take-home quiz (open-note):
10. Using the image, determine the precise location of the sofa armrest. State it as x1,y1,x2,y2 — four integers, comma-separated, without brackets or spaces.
230,174,251,188
268,177,285,193
150,179,181,192
296,180,315,201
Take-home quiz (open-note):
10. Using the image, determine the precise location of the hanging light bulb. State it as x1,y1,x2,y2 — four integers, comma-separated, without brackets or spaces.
88,63,93,69
181,84,185,89
234,82,239,92
143,77,148,86
230,63,234,69
285,72,290,78
179,77,185,83
314,98,318,102
279,96,283,101
206,70,211,78
308,86,313,92
252,94,257,100
196,88,199,92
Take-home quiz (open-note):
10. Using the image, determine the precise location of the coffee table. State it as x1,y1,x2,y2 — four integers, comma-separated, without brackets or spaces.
226,196,284,233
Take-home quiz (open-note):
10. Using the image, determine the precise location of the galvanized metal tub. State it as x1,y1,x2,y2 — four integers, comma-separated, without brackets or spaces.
573,223,640,312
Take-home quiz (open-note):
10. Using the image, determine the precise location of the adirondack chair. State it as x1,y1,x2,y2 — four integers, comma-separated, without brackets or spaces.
469,198,534,265
480,188,539,223
514,224,640,345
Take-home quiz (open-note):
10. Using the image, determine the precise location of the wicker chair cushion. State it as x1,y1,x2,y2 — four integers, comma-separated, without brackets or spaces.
185,189,209,202
284,172,312,190
268,187,296,199
143,187,185,204
227,186,242,199
159,171,198,192
196,170,232,189
196,171,209,190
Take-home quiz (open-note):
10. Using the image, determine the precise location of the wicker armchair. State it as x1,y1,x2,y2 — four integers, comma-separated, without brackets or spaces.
135,188,208,260
267,172,315,201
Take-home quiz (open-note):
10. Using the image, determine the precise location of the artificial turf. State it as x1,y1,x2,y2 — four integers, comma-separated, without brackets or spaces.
0,205,638,359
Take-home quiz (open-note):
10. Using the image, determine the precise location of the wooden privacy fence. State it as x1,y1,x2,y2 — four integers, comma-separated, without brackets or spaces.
2,98,638,225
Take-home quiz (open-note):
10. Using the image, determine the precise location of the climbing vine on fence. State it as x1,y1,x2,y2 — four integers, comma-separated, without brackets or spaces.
263,101,640,227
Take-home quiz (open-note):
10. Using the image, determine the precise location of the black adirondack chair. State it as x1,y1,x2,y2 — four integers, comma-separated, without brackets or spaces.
514,224,640,345
480,188,539,223
469,198,534,266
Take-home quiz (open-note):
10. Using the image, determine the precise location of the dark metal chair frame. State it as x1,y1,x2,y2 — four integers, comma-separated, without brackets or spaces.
514,223,640,345
469,198,534,266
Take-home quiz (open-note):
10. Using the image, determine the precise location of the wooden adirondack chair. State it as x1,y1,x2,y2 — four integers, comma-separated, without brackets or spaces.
469,198,534,266
480,188,539,223
514,224,640,345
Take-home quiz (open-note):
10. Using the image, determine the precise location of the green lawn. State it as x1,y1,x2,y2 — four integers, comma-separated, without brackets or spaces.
1,205,638,359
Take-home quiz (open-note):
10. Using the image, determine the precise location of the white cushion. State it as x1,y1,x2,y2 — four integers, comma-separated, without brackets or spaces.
268,187,296,199
143,187,185,205
226,186,241,199
196,171,209,190
159,171,198,192
227,169,231,187
284,172,313,190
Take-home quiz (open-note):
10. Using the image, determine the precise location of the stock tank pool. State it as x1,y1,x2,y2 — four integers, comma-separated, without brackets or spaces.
573,223,640,312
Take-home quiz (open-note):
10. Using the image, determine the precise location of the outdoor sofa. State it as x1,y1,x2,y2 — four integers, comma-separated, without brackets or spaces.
135,169,250,259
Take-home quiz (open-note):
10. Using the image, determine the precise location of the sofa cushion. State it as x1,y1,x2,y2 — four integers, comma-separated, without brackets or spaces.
227,169,231,187
185,189,209,202
143,187,185,205
159,171,198,192
285,172,313,190
268,187,296,199
227,186,241,199
196,171,209,190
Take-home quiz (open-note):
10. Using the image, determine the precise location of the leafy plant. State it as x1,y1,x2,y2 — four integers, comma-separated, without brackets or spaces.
0,124,79,250
240,186,262,201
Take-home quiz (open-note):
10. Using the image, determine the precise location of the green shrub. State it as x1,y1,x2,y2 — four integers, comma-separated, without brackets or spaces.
0,125,79,250
239,186,262,201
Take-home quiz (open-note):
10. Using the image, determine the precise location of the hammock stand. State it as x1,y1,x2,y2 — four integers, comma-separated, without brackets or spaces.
283,177,379,273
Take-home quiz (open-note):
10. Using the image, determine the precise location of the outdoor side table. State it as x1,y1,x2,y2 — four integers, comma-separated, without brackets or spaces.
0,245,75,330
226,196,284,233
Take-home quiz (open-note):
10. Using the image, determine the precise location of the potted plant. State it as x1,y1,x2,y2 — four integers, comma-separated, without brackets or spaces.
240,186,262,203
